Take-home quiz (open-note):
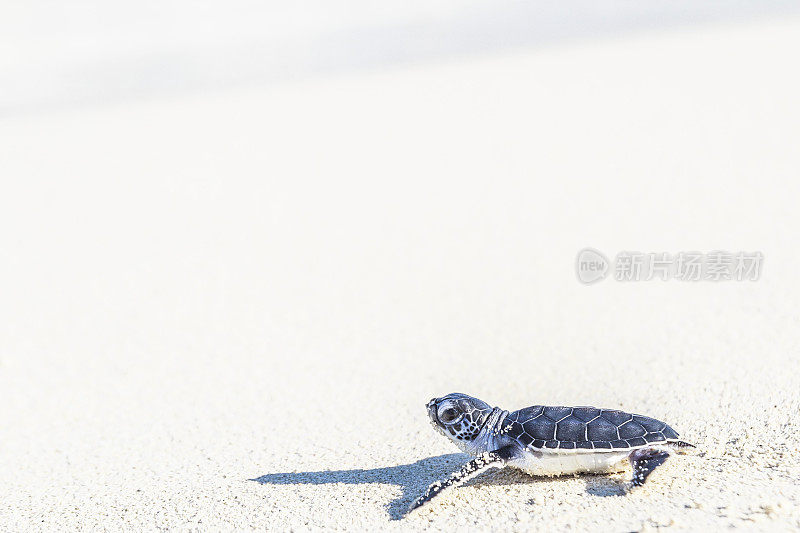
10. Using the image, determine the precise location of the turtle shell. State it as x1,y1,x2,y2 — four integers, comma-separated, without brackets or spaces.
501,405,680,451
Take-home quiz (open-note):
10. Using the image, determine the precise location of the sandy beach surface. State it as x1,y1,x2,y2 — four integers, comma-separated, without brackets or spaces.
2,16,800,531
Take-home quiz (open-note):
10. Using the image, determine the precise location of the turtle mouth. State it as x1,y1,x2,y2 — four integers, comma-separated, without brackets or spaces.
426,398,449,436
426,398,440,424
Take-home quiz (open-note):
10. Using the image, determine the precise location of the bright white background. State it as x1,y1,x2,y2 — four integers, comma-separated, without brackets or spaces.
2,3,800,530
2,0,799,113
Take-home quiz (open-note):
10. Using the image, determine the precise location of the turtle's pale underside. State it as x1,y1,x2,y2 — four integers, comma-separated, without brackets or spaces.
410,393,694,512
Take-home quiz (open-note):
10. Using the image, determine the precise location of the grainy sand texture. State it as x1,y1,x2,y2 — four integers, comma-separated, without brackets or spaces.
2,12,800,532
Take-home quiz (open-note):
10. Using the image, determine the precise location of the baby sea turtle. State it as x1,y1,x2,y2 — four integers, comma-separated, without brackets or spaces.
410,393,694,512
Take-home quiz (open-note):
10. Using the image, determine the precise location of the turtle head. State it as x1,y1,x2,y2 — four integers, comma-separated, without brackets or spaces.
427,393,493,448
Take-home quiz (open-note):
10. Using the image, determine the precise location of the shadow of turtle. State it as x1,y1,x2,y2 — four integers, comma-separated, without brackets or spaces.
249,453,468,520
465,466,628,498
251,455,631,518
463,466,550,487
583,474,628,497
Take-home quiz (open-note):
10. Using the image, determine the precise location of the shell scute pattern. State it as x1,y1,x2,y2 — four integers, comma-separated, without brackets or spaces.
662,426,679,440
570,407,601,421
517,432,534,447
634,415,663,433
586,418,617,441
618,420,647,439
531,420,556,441
542,406,572,421
555,417,584,441
601,409,633,426
518,406,544,423
504,405,680,451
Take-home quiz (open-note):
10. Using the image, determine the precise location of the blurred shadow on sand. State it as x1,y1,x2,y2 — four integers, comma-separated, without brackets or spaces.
583,475,628,497
251,453,467,519
251,453,627,518
465,467,628,498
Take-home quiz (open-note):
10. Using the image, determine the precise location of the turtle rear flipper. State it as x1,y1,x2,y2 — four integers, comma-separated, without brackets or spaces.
408,445,520,514
628,447,670,487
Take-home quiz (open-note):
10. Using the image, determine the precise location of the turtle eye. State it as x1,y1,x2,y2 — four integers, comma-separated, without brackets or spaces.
438,406,461,424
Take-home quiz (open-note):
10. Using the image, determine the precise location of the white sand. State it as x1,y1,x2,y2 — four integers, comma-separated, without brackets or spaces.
2,17,800,531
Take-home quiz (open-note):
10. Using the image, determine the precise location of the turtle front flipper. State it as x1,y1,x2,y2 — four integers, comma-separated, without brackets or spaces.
628,447,670,487
408,445,520,514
